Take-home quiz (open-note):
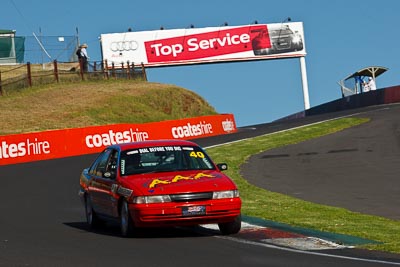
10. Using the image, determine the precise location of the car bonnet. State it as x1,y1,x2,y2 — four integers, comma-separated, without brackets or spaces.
121,169,237,195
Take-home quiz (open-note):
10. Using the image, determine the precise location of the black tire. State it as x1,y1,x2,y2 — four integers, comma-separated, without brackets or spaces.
218,214,242,235
120,200,135,237
85,195,101,229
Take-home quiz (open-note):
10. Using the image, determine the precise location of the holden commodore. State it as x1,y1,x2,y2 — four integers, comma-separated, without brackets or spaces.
79,139,242,237
252,24,303,55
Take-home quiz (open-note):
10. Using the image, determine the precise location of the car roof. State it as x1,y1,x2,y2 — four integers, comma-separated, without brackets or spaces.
110,139,198,151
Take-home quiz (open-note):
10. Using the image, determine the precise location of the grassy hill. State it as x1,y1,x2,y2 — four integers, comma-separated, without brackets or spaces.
0,79,218,135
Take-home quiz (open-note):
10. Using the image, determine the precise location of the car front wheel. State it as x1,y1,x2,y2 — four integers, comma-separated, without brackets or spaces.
120,200,135,237
218,214,241,235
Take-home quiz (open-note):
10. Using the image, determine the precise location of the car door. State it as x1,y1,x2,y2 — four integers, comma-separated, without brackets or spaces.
89,149,119,217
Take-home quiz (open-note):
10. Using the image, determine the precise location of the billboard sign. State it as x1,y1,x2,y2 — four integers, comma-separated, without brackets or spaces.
100,22,306,67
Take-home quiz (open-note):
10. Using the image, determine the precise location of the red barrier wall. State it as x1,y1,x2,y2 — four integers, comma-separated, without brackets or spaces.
383,85,400,104
0,114,236,166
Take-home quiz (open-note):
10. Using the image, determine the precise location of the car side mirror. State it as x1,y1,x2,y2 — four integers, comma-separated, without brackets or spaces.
217,163,228,171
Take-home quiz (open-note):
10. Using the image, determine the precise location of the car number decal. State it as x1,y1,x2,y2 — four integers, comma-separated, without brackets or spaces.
189,151,205,158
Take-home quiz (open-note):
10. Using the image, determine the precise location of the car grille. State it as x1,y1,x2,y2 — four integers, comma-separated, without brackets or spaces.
274,37,291,49
170,192,213,202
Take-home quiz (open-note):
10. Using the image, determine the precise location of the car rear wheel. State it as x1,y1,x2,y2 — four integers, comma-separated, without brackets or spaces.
85,195,101,229
120,200,135,237
218,214,241,235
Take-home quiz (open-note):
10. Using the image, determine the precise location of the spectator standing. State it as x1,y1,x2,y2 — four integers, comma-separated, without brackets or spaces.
367,77,376,91
76,43,89,72
362,78,370,92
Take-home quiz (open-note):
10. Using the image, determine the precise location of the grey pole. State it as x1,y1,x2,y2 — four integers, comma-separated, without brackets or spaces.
299,56,310,110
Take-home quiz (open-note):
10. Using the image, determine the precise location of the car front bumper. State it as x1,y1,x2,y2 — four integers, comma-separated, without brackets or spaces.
129,198,242,227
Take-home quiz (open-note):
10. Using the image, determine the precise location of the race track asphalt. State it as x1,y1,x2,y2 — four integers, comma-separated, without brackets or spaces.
1,103,400,266
241,103,400,220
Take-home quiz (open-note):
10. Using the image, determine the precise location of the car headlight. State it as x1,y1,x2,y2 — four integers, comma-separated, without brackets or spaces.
133,195,172,204
292,35,302,44
212,190,239,199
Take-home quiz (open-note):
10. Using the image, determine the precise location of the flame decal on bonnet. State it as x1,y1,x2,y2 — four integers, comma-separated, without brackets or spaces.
148,173,215,189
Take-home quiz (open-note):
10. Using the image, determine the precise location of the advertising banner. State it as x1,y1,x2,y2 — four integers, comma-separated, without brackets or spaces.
0,114,236,166
100,22,306,67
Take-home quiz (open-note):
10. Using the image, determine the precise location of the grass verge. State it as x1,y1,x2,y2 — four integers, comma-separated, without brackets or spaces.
0,80,217,135
206,117,400,254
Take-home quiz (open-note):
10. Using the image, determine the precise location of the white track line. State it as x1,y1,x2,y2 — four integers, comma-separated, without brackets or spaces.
217,235,400,266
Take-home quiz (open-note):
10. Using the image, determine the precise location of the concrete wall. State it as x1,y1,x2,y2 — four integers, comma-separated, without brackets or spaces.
278,85,400,121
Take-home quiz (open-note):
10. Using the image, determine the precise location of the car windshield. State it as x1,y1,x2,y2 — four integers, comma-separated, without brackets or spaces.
120,145,216,176
269,26,293,36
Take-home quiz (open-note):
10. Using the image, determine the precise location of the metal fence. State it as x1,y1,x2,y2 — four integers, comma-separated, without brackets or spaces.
0,34,80,64
22,35,79,64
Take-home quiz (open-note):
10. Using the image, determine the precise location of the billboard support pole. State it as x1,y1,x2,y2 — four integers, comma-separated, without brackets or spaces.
299,56,310,110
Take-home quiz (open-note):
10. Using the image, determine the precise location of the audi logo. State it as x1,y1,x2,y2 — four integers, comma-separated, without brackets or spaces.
110,41,139,52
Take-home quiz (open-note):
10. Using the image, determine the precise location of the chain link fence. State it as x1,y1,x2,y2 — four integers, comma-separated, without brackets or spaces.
0,34,80,64
22,35,79,64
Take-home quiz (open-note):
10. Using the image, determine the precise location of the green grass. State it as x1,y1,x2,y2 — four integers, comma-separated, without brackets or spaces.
0,80,217,135
84,86,215,124
206,117,400,254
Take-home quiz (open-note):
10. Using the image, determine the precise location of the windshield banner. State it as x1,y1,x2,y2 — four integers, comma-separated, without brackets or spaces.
101,22,306,67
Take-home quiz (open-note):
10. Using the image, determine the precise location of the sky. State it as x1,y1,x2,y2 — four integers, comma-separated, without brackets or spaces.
2,0,400,127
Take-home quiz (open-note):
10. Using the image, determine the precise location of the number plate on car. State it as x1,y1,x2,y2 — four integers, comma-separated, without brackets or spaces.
182,206,206,216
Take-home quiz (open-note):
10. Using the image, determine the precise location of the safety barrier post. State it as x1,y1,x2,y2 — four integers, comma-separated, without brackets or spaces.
111,62,116,78
0,71,3,96
141,63,147,81
126,61,131,80
53,60,59,83
27,62,32,87
103,60,109,80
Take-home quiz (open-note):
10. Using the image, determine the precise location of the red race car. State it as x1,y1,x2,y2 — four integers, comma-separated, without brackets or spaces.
79,139,242,237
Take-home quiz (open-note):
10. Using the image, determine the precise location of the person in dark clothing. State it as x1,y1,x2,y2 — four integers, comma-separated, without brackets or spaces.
76,43,89,72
